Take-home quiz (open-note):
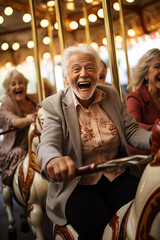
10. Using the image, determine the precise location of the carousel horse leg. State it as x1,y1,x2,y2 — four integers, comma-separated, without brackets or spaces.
29,203,45,240
2,185,17,239
20,206,30,233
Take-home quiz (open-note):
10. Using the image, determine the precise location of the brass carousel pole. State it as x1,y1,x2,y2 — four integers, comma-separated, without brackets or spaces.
82,0,91,45
118,0,131,92
29,0,45,104
55,0,67,54
102,0,122,100
46,9,57,94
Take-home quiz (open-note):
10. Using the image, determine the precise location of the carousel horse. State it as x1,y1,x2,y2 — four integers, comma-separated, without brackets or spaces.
53,119,160,240
2,108,48,240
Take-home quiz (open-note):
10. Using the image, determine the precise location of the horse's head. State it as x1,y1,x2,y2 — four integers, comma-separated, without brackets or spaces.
27,107,45,153
35,107,45,135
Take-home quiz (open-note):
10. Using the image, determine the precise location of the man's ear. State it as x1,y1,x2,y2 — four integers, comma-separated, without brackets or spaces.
65,76,69,85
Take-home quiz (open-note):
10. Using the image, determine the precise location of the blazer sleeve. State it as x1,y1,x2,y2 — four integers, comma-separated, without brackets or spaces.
36,97,64,179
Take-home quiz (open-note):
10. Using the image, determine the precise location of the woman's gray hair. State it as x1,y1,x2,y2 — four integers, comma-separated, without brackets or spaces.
128,48,160,91
3,69,29,95
61,44,103,78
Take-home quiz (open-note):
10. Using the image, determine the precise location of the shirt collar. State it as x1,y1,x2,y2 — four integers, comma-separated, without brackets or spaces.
71,87,106,108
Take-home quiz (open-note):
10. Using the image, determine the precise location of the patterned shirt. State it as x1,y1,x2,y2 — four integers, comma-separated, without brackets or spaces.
72,88,125,184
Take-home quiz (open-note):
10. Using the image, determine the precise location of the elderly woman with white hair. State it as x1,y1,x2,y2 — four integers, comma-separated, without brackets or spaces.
37,44,152,240
0,69,38,185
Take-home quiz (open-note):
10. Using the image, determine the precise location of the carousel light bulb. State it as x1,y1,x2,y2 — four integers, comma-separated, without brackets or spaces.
88,14,97,23
97,9,104,18
27,40,34,49
85,0,93,3
102,38,107,45
138,37,143,43
43,52,51,60
26,56,34,63
5,62,12,68
79,18,86,26
69,21,78,30
128,29,136,37
16,65,23,71
0,16,4,24
40,19,49,28
54,22,58,30
115,35,122,42
1,42,9,51
12,42,20,51
43,36,51,45
47,1,55,7
126,0,134,3
113,2,120,11
155,31,160,38
130,38,136,45
91,42,98,49
66,2,75,10
145,35,150,41
23,13,31,23
54,54,61,63
99,46,106,52
4,7,13,16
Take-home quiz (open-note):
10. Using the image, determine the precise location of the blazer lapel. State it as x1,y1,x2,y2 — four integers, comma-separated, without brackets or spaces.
100,97,120,128
62,88,82,165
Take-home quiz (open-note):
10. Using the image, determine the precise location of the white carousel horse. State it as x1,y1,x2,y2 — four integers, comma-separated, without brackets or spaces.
53,119,160,240
2,108,48,240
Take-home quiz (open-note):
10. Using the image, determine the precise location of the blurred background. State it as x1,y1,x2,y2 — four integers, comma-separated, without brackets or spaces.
0,0,159,99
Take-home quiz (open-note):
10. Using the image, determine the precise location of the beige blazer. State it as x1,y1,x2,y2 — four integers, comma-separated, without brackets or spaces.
37,85,152,226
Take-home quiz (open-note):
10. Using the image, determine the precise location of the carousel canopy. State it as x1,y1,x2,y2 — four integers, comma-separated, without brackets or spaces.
0,0,159,67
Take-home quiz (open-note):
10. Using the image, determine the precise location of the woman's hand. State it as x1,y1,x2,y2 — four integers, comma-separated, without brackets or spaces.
46,156,76,182
26,113,35,125
12,113,36,128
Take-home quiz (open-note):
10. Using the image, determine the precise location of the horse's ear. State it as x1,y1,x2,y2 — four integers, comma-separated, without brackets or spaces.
36,104,42,111
151,119,160,159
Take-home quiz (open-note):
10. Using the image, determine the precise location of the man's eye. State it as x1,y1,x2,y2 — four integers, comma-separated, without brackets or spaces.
87,67,94,71
72,68,80,72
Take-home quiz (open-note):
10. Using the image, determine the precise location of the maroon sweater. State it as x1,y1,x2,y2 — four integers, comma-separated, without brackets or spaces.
127,83,160,131
127,83,160,156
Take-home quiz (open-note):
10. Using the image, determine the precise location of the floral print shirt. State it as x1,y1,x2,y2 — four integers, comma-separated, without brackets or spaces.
73,88,125,184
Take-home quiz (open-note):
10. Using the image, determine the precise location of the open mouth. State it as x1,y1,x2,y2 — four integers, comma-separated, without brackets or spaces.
15,90,23,95
77,81,91,89
157,76,160,82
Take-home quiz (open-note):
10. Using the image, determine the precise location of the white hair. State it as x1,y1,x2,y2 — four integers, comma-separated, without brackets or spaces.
61,44,103,78
3,69,28,95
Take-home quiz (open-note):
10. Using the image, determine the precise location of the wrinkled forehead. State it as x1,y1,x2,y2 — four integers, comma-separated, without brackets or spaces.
68,52,97,67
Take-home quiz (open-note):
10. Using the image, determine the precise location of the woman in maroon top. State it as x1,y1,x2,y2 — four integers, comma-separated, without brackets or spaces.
127,48,160,158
